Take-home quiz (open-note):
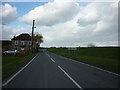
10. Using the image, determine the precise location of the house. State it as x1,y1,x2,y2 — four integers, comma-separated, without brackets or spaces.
11,33,36,53
1,40,12,52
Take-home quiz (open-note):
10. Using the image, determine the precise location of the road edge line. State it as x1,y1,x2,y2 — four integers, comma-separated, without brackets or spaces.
68,58,120,76
50,51,120,76
58,65,83,89
3,54,38,86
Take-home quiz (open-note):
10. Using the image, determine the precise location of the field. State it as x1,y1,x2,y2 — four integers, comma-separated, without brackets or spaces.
47,47,119,74
2,54,36,80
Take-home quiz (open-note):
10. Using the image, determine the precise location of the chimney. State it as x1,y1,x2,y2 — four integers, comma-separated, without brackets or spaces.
13,35,16,38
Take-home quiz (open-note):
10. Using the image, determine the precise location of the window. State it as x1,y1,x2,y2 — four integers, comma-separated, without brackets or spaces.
21,48,24,50
21,41,24,45
28,41,31,45
15,41,18,45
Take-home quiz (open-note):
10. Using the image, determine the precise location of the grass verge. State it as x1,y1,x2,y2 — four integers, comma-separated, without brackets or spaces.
2,53,36,80
47,47,119,74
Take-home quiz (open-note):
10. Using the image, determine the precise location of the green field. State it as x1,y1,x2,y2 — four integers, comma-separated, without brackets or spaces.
2,54,36,79
47,47,119,74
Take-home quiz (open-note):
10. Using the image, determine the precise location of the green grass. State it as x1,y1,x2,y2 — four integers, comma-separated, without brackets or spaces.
2,54,36,79
47,47,119,74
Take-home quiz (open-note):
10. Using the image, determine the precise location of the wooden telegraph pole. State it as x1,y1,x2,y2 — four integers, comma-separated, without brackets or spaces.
31,20,36,53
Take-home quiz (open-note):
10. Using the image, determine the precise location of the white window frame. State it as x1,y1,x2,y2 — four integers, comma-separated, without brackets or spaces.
21,41,24,45
15,41,18,45
28,41,31,45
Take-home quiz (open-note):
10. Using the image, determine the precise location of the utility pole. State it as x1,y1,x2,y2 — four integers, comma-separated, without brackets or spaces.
31,20,36,53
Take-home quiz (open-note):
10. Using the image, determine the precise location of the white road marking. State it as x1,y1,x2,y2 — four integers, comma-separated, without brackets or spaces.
3,54,38,86
46,53,50,58
45,53,55,63
50,58,55,63
47,54,50,57
53,53,120,76
48,55,50,58
58,65,83,89
68,58,120,76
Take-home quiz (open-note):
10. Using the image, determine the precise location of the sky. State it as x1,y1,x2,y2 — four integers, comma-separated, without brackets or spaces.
1,0,119,47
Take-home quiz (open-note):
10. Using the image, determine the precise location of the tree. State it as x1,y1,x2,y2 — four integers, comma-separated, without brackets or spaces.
33,32,44,52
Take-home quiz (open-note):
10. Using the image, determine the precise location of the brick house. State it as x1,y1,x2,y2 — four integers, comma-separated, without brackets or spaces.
11,33,36,53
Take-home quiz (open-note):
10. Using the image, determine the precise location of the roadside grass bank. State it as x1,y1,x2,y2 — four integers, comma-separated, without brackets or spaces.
47,47,119,74
2,53,36,80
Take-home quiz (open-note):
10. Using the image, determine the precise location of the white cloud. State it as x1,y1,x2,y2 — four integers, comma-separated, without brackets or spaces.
39,2,118,47
77,3,101,26
2,25,31,40
0,4,17,25
19,0,79,26
77,2,118,27
2,2,118,47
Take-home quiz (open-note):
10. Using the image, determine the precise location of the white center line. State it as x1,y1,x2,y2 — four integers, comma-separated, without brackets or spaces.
45,53,50,57
47,55,50,57
46,53,50,58
58,65,83,89
50,58,55,63
55,53,120,76
46,53,55,63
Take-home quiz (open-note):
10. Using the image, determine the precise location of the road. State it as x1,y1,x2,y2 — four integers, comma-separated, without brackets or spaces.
3,50,119,88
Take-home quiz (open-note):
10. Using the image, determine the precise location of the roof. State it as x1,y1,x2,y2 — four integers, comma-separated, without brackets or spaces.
0,40,11,45
12,33,32,40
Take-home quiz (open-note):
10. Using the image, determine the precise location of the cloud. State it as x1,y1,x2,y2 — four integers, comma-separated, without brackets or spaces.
77,2,118,27
2,2,118,47
0,4,17,25
2,25,31,40
39,2,118,47
77,4,101,26
19,0,79,26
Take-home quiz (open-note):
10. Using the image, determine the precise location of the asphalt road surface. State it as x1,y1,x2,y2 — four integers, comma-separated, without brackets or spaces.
3,50,120,88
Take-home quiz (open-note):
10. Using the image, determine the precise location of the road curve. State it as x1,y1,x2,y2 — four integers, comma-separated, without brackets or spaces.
3,50,119,88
